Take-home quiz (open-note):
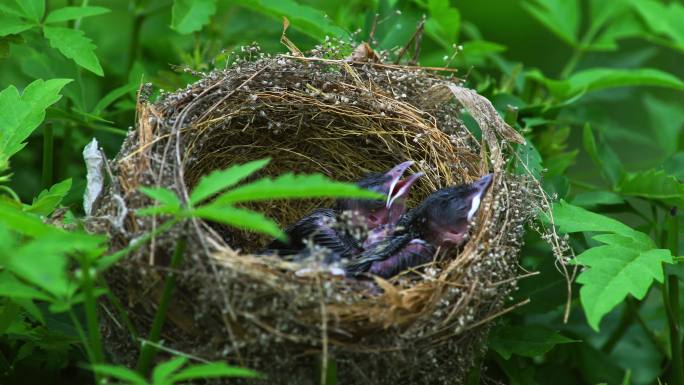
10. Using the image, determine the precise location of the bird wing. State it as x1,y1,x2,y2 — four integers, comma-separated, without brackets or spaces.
368,239,436,278
265,209,336,255
344,232,414,275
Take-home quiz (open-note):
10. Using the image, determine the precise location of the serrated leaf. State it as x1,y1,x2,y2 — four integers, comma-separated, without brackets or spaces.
527,68,684,100
576,236,672,330
0,14,35,36
171,0,217,34
617,169,684,208
91,365,148,385
214,173,382,205
489,325,575,359
43,26,103,76
153,356,188,384
521,0,579,46
190,204,284,239
549,201,651,247
189,158,270,205
24,178,71,216
139,187,182,206
45,6,110,23
234,0,348,41
0,78,72,162
171,362,260,381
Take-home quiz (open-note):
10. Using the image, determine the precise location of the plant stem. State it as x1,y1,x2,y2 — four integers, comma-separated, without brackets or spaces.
664,207,683,385
135,235,187,375
601,297,642,353
127,9,145,74
81,256,105,365
68,308,97,381
58,125,73,181
41,123,54,189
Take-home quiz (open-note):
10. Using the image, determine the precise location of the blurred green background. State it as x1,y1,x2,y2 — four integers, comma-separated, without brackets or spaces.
1,0,683,384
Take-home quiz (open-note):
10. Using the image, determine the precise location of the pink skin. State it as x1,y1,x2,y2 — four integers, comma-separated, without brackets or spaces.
351,161,423,230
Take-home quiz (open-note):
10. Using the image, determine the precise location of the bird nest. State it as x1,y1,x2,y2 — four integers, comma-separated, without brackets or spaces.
89,43,538,384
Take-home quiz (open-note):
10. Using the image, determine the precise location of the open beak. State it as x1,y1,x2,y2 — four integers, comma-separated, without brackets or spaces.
466,173,494,221
387,171,425,209
384,160,415,207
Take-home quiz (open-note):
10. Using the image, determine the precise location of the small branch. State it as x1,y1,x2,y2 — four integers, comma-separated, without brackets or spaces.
394,17,425,65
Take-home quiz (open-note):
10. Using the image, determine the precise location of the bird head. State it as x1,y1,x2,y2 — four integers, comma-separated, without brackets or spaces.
419,173,493,247
338,160,423,229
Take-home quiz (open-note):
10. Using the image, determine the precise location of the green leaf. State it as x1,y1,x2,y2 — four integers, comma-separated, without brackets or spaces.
189,158,271,205
549,201,650,245
616,169,684,208
171,362,259,381
0,14,35,36
665,152,684,180
136,205,182,217
139,187,182,207
631,0,684,50
152,356,188,385
214,173,382,205
190,204,284,239
0,78,71,162
0,272,52,301
527,68,684,100
489,325,575,359
233,0,348,41
514,140,542,180
425,0,460,48
7,234,73,297
91,82,138,116
571,191,624,209
550,201,673,330
521,0,579,46
644,94,684,158
43,26,103,76
0,199,56,238
588,0,628,34
24,178,71,216
171,0,217,34
45,6,110,23
91,364,148,385
13,0,45,22
582,124,622,187
576,235,672,330
588,13,643,51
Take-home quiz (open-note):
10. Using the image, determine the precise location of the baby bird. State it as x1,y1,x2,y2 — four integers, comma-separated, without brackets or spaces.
345,173,494,278
266,161,423,263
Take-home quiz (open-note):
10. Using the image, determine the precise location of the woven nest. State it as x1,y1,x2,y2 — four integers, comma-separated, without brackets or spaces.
89,43,538,384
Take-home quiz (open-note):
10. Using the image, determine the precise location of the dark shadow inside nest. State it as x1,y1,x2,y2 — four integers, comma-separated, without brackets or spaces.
179,113,444,254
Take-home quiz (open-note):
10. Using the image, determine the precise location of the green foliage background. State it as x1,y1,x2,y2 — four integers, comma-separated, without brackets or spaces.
0,0,683,384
